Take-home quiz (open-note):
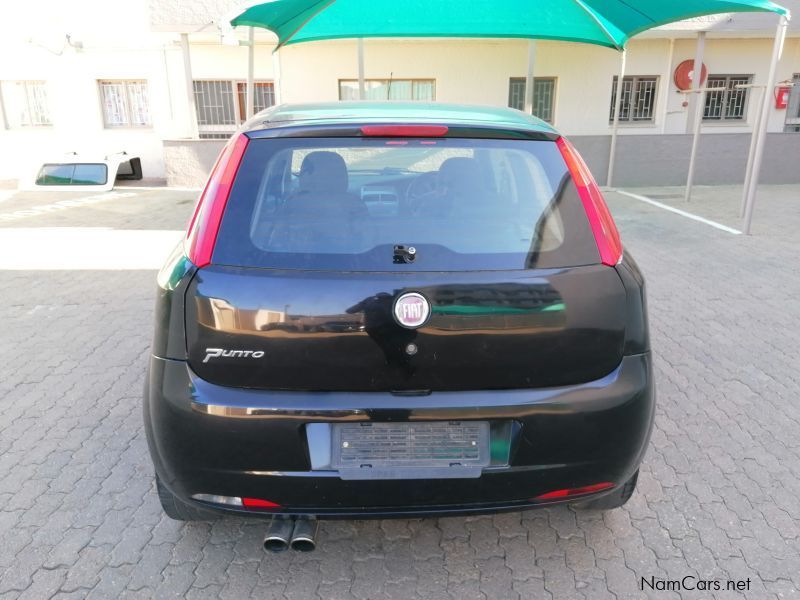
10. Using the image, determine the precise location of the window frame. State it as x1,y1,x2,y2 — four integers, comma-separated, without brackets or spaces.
507,77,558,124
702,74,754,122
98,80,151,129
609,75,659,125
337,78,436,101
193,79,276,139
2,80,52,128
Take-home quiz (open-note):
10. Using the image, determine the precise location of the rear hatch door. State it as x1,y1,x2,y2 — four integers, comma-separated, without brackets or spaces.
185,132,627,391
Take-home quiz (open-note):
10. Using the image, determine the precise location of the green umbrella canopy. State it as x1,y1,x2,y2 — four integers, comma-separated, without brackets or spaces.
230,0,789,50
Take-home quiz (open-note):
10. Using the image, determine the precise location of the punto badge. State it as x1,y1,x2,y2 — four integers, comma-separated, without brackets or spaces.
393,292,430,329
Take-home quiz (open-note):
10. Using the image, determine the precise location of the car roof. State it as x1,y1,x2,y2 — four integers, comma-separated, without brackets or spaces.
244,101,558,135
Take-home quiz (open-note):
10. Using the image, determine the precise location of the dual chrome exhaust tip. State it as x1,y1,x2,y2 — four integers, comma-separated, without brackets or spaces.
263,517,318,553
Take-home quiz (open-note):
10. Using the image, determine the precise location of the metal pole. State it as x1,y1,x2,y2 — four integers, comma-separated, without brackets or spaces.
606,49,626,187
357,38,366,100
684,87,706,202
272,47,282,105
743,15,789,234
740,86,764,216
686,32,706,133
180,33,199,139
246,27,255,120
524,40,537,114
684,31,707,202
660,39,675,134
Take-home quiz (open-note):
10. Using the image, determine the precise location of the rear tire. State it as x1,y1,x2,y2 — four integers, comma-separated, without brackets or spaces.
156,475,217,521
576,470,639,511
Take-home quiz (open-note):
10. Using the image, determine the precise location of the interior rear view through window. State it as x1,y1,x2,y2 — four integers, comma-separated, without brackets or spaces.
215,137,599,270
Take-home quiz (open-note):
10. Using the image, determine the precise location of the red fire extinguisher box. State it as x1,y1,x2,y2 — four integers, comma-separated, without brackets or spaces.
775,86,791,109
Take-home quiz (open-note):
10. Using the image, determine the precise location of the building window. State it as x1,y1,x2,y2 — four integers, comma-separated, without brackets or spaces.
2,81,51,127
703,75,752,121
508,78,556,123
236,82,275,121
193,80,275,138
609,76,658,123
338,79,435,101
99,80,150,127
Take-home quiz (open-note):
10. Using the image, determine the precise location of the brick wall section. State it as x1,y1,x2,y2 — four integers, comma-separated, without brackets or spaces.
163,140,225,187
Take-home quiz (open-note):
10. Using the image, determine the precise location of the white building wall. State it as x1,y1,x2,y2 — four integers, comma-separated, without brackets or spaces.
0,0,185,181
1,0,798,185
277,36,799,136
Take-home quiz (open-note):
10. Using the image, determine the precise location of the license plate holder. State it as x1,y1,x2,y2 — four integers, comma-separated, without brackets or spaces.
331,421,490,480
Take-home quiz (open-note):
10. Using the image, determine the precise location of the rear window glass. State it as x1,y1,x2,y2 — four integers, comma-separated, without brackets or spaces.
214,137,599,271
36,163,108,186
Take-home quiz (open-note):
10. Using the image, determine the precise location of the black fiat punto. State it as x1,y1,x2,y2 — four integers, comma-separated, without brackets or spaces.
144,102,653,551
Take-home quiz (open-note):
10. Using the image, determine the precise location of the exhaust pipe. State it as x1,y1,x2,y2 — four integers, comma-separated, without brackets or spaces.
263,517,294,553
289,518,318,552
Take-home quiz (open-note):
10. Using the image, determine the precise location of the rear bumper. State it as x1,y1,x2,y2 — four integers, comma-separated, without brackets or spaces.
144,353,654,518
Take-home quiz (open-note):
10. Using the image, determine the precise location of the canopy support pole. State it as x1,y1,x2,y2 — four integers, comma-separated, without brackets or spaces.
357,38,366,100
272,47,283,105
180,33,199,139
740,86,764,216
660,39,675,134
743,15,788,234
684,31,706,202
246,27,255,120
606,49,626,187
686,32,706,133
683,88,706,202
524,40,537,114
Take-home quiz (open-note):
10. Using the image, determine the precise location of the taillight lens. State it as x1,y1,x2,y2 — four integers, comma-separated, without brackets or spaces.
533,482,614,501
556,137,622,266
185,133,249,267
242,497,281,509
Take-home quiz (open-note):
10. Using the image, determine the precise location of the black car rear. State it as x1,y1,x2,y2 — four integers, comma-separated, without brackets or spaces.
145,103,653,529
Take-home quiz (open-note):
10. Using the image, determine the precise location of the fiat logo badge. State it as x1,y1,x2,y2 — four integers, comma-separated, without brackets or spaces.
393,292,430,329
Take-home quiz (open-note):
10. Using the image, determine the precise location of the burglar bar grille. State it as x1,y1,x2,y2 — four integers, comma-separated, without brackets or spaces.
236,82,275,120
508,77,557,123
703,75,752,121
193,80,275,138
99,80,150,127
609,76,658,123
194,80,236,128
4,81,51,127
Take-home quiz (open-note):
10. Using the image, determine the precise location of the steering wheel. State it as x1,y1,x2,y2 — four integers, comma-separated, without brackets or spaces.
405,172,440,214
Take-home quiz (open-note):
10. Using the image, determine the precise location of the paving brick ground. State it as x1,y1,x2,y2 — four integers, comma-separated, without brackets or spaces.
0,185,798,599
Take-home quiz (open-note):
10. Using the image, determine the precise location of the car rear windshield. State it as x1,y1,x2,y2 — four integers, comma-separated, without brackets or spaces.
213,136,599,271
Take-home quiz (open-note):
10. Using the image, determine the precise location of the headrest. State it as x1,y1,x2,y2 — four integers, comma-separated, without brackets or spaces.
299,151,349,193
438,157,485,195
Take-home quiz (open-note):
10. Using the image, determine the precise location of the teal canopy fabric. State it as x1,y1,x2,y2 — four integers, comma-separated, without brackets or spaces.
230,0,789,50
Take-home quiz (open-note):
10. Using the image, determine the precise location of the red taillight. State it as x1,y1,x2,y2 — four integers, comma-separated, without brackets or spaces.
242,497,281,509
185,133,249,267
360,125,449,137
556,137,622,266
534,482,614,502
